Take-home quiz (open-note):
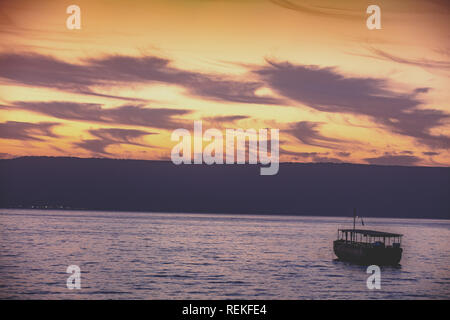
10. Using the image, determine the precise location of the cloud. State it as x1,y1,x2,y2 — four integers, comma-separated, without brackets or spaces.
270,0,359,19
414,88,431,94
87,54,283,104
0,52,282,104
365,47,450,71
75,139,112,155
2,52,448,152
0,121,60,141
336,151,351,157
423,151,439,156
286,121,345,149
74,128,157,155
255,60,450,149
0,153,14,159
0,52,124,99
312,156,343,163
280,146,344,163
4,101,191,130
202,115,250,126
280,147,320,158
364,154,421,166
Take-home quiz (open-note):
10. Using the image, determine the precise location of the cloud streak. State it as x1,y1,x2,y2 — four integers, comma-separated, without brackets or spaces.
279,147,344,163
74,128,157,155
4,101,191,130
364,154,421,166
0,121,60,141
286,121,345,149
270,0,360,19
358,47,450,72
0,52,282,105
255,60,450,149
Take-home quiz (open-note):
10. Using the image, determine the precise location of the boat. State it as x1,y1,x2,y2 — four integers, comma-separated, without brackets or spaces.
333,209,403,265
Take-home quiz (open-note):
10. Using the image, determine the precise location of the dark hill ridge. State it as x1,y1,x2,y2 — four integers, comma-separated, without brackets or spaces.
0,156,448,219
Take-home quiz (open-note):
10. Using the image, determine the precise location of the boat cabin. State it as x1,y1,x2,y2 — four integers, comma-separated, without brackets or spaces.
337,229,402,248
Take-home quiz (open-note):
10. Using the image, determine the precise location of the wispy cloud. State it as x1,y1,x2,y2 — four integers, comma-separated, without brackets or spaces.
286,121,346,149
359,47,450,71
0,121,60,141
255,60,450,149
336,151,351,157
280,147,343,163
364,153,421,166
270,0,360,19
423,151,439,156
0,52,283,104
74,128,157,155
3,101,191,130
201,115,250,127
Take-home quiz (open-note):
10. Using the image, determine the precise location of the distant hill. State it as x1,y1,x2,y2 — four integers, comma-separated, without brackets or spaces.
0,157,448,219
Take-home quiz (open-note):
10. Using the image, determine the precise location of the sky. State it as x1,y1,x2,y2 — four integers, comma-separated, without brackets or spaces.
0,0,449,166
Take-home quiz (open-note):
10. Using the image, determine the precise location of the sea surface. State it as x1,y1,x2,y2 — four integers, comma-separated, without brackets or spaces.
0,209,449,299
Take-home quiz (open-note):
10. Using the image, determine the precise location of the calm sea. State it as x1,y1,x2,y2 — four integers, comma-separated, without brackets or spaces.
0,209,449,299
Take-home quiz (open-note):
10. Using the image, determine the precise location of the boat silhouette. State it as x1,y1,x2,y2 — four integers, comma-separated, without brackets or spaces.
333,209,403,265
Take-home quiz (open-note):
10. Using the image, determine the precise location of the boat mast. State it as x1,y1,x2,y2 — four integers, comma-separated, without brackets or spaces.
353,208,356,242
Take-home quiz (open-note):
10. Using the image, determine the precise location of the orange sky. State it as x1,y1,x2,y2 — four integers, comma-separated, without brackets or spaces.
0,0,449,166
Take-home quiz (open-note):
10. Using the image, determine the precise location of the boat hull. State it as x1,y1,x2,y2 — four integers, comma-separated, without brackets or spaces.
333,240,402,265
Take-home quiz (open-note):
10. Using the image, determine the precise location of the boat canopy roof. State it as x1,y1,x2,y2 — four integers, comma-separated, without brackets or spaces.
339,229,402,237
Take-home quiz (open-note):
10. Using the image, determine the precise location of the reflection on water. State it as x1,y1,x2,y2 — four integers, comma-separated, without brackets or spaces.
0,209,449,299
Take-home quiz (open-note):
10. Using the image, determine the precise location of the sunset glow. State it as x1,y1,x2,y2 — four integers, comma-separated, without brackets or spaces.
1,0,449,166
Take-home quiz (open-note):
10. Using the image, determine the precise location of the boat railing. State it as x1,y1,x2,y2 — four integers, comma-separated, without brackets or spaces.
336,229,402,247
